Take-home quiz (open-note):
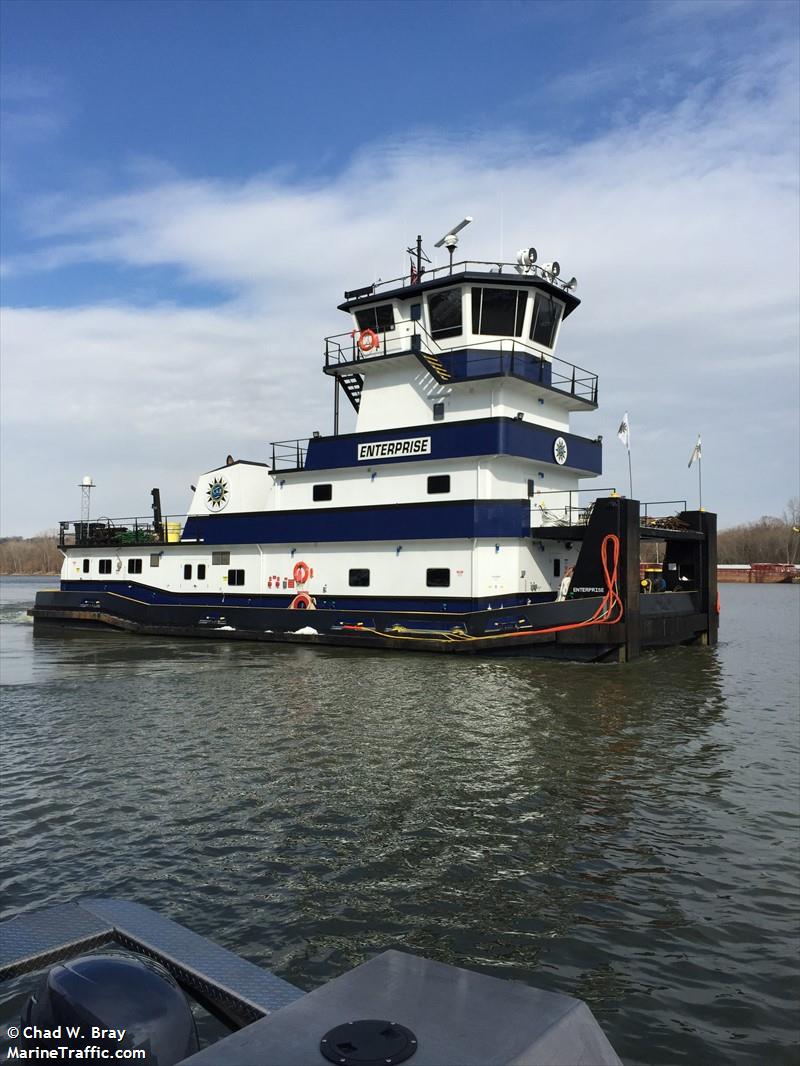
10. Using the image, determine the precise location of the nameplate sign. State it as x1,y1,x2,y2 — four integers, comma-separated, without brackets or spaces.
357,436,431,461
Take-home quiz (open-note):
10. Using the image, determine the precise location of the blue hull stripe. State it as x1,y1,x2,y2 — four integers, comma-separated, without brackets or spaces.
183,498,531,546
302,416,602,474
61,580,555,614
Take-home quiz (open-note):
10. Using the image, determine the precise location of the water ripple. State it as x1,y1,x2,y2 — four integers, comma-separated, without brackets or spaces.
1,579,798,1065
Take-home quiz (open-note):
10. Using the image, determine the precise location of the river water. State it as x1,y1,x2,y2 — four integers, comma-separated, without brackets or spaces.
1,576,798,1065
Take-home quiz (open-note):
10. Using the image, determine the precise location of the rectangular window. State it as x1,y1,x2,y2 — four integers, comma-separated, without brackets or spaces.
527,479,535,498
355,304,395,333
197,564,206,580
212,551,230,565
127,559,143,575
433,401,445,421
410,303,422,321
150,554,160,567
227,569,245,586
553,559,561,578
471,287,527,336
99,559,112,575
428,289,462,339
348,568,370,587
427,474,451,494
313,483,333,502
184,564,192,580
426,568,450,588
530,292,563,348
82,559,90,573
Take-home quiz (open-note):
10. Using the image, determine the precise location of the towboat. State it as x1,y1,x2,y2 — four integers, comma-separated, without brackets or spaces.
31,221,718,660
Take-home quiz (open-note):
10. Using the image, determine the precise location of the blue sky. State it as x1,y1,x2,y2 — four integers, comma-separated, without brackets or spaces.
1,0,798,535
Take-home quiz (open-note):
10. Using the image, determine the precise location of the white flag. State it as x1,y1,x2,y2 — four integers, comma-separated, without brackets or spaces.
617,413,630,450
688,435,702,468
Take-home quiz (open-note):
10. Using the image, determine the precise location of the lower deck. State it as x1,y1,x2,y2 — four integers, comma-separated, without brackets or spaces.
33,496,718,662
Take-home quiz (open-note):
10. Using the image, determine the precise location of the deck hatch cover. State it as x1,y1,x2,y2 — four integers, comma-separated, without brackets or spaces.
320,1019,418,1065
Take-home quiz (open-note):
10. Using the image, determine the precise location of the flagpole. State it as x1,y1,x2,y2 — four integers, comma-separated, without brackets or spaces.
627,448,633,500
698,453,702,511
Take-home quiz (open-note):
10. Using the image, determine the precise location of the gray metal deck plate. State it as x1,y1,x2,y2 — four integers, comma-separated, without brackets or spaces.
180,949,622,1066
0,900,303,1018
0,902,113,979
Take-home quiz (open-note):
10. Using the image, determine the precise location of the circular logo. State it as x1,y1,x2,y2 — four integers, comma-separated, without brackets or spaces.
206,476,230,511
553,436,568,465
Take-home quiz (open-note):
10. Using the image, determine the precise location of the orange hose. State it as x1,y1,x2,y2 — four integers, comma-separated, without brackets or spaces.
504,532,623,638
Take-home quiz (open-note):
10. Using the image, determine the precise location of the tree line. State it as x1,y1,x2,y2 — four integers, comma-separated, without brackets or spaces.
717,499,799,565
0,534,63,575
1,500,798,574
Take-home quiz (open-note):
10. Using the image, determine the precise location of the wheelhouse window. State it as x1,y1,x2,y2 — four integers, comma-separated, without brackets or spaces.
433,402,445,421
349,568,370,587
227,569,245,586
426,568,450,587
150,554,160,567
212,551,230,565
127,559,142,574
471,287,527,336
428,289,462,339
313,483,333,502
355,304,395,333
197,564,206,580
99,559,112,574
427,475,450,494
530,292,563,348
82,559,90,573
184,564,192,580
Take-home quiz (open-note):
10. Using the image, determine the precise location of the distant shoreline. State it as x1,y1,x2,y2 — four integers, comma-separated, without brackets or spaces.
0,571,59,577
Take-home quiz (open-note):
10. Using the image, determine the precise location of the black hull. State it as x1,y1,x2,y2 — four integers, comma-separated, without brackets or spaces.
30,586,709,661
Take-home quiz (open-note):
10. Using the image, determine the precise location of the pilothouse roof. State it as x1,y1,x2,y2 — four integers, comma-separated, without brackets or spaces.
340,222,580,316
339,263,580,318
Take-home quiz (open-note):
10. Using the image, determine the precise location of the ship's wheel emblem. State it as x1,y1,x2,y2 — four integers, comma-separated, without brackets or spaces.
553,437,568,465
206,477,230,511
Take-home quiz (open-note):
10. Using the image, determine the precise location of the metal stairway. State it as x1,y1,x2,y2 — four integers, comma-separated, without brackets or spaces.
338,372,364,411
414,349,452,383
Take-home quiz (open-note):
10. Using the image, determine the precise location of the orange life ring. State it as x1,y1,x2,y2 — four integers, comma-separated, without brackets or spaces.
357,328,380,353
289,592,315,610
293,560,310,585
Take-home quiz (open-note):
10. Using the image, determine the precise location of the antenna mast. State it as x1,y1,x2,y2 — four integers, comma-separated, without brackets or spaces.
79,475,96,527
406,235,431,283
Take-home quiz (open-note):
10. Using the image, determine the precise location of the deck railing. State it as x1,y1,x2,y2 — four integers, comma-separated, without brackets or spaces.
270,438,311,471
531,492,691,530
59,515,188,550
324,319,598,405
530,488,620,528
344,258,578,298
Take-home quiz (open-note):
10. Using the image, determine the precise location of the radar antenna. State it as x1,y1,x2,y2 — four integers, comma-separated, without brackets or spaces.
434,216,473,272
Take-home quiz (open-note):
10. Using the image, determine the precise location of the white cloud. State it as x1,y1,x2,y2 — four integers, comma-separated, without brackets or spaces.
1,40,797,535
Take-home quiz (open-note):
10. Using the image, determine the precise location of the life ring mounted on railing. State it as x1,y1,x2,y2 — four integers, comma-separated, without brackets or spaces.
357,328,380,354
289,592,316,610
293,560,311,585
